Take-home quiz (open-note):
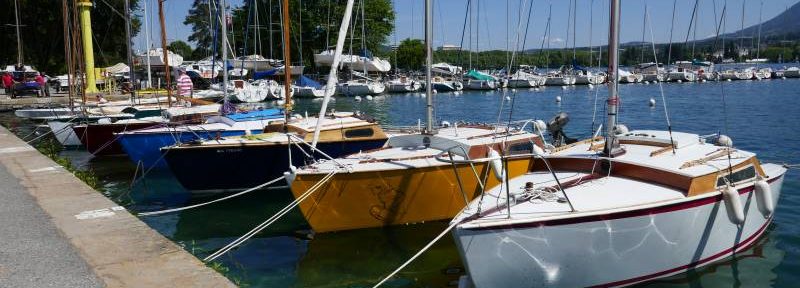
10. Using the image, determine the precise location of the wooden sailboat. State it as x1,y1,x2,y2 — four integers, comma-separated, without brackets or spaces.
286,0,542,233
450,1,787,286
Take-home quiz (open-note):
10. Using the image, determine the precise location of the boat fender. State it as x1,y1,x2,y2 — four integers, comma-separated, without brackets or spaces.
755,179,774,216
283,166,297,185
489,149,504,181
722,186,745,224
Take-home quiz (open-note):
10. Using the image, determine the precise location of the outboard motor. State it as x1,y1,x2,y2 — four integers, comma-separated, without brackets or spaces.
547,112,577,147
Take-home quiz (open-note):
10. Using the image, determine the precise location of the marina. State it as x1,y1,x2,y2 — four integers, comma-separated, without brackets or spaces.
1,0,800,287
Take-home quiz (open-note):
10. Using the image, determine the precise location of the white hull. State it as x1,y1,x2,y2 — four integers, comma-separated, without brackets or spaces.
544,76,576,86
506,78,539,88
431,80,463,92
15,108,77,120
455,170,785,287
783,68,800,78
336,82,386,96
47,121,83,146
314,51,392,72
641,73,667,82
294,86,326,98
667,71,697,82
135,48,183,67
465,80,497,90
574,74,605,85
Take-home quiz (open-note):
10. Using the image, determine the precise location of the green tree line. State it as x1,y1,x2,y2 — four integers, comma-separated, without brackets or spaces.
0,0,140,74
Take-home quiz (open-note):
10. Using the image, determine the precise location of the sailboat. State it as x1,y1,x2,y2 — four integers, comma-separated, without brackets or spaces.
162,0,392,193
293,75,326,98
464,69,498,90
450,1,787,286
385,76,422,93
507,70,545,88
286,0,543,233
135,47,184,67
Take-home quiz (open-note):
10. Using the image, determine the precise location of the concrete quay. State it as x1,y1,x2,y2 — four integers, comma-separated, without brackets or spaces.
0,125,235,287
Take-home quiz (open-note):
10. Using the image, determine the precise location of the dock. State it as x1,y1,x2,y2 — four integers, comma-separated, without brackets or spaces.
0,125,235,287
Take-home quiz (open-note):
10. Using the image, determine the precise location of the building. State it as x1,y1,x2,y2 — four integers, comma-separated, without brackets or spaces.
437,44,461,51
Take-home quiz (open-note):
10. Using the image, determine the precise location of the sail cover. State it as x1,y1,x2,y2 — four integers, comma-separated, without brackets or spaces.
466,69,495,81
253,69,278,80
295,75,322,89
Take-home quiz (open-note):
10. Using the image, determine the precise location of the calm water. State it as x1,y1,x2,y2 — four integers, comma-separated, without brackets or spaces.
2,75,799,287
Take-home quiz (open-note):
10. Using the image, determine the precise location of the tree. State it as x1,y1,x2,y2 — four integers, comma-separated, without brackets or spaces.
184,0,216,59
189,0,394,71
394,39,424,70
0,0,141,74
168,41,194,60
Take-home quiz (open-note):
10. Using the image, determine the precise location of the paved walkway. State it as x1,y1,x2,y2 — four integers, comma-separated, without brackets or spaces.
0,126,235,287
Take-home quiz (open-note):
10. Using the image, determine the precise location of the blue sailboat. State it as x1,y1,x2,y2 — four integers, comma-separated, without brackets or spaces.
116,108,284,168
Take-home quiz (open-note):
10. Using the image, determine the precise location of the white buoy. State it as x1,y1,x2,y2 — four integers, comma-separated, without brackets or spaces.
489,149,504,181
701,79,707,83
643,80,650,84
588,84,594,89
723,186,745,224
555,95,562,103
511,88,517,92
354,95,362,101
755,179,774,216
433,89,438,94
727,79,732,82
649,98,656,107
534,87,540,91
366,95,373,101
505,96,511,101
561,86,567,90
781,76,787,80
677,79,683,83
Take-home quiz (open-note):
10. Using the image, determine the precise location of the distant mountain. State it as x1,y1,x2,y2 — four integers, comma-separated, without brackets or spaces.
720,2,800,40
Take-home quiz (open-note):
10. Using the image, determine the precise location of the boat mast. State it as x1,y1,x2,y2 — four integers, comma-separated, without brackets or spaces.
604,0,622,156
221,0,229,108
281,0,292,121
14,0,22,64
425,0,433,133
144,0,152,88
158,0,172,106
311,0,355,148
360,0,368,77
124,0,136,103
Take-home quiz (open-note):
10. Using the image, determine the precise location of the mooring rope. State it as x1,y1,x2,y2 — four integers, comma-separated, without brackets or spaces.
138,175,287,216
372,219,462,288
203,169,338,262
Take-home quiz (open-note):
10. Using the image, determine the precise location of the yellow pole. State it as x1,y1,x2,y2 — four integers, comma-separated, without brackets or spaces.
77,0,99,93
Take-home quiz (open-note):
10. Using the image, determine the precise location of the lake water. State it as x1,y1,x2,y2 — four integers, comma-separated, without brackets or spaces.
2,76,799,287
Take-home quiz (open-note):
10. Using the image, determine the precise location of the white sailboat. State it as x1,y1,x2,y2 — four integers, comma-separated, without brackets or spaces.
385,76,421,93
507,70,546,88
135,48,183,67
450,1,787,287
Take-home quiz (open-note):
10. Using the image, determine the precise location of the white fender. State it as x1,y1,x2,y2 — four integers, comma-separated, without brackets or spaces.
489,149,504,181
755,179,774,216
722,186,745,224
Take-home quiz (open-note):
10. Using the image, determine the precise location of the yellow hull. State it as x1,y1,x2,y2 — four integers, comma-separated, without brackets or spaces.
291,158,532,233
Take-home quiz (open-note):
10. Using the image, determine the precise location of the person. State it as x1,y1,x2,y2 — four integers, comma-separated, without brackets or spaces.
34,73,46,97
96,94,108,104
2,72,13,95
176,68,193,103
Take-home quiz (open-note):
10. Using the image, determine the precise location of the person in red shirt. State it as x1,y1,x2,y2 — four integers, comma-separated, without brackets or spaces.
2,72,13,95
34,73,46,97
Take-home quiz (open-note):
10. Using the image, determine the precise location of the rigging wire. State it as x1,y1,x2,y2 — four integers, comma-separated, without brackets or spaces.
645,8,676,154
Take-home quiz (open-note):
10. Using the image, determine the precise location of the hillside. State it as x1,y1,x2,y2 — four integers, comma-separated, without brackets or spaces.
720,1,800,41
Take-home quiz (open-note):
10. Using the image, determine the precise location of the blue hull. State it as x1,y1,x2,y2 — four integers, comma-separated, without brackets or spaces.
164,139,387,192
118,129,261,168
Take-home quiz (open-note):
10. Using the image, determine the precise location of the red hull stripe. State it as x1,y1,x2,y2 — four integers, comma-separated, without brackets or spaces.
591,218,772,287
467,175,782,230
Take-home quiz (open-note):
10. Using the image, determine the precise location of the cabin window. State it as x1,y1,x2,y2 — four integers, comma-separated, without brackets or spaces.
507,142,534,155
344,128,374,138
716,166,756,187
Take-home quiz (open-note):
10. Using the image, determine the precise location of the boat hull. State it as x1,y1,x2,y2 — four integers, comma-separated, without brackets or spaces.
47,121,83,146
506,78,538,88
290,158,531,233
454,174,784,288
72,122,160,156
118,129,259,168
465,80,497,90
164,139,388,193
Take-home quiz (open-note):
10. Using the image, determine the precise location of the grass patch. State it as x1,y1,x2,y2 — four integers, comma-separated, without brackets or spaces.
34,138,101,190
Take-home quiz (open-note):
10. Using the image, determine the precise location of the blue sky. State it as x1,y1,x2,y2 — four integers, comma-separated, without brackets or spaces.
134,0,800,53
